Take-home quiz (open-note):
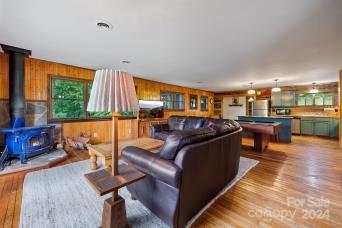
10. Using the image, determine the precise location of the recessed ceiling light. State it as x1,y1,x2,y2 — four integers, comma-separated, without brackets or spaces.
96,20,113,31
121,60,131,64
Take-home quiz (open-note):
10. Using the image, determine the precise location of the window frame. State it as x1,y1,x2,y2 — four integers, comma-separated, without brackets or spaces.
200,96,209,111
189,94,198,110
48,75,112,123
160,90,185,111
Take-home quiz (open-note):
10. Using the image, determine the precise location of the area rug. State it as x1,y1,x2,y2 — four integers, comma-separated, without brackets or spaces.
0,149,68,176
20,157,259,228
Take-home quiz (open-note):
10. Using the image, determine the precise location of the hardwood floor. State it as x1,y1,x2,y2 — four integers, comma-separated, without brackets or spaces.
1,136,341,227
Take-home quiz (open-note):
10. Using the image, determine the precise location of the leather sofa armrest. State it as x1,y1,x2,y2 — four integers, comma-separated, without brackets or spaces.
150,123,169,138
122,146,182,188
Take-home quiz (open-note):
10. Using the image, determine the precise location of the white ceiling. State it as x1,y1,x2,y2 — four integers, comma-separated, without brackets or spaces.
1,0,342,92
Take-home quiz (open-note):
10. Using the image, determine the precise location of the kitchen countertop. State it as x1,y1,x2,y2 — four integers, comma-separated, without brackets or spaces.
274,115,340,119
239,115,340,119
239,115,293,119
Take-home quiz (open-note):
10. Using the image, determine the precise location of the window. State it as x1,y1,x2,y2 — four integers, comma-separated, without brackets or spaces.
51,78,85,119
200,96,208,111
50,76,134,121
189,94,198,109
160,91,185,110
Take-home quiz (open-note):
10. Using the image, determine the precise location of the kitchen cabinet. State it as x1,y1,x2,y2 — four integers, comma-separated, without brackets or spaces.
301,119,314,135
330,118,339,138
314,121,330,136
314,94,324,106
271,93,282,107
324,94,334,106
300,117,339,138
282,91,296,106
271,91,295,107
273,92,335,107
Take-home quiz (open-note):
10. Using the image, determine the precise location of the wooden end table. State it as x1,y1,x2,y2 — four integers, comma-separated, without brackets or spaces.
84,164,145,227
88,137,164,170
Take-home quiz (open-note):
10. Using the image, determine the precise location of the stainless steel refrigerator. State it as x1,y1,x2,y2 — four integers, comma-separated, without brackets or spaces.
252,100,269,116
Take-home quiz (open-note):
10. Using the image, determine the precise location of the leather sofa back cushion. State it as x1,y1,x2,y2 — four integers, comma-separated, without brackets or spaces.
184,117,205,130
208,121,240,136
168,116,187,130
160,127,216,160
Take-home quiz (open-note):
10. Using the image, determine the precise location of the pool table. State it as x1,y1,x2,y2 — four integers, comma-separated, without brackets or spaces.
237,121,281,152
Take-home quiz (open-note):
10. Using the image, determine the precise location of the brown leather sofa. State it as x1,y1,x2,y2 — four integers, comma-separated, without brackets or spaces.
122,116,242,227
150,115,238,141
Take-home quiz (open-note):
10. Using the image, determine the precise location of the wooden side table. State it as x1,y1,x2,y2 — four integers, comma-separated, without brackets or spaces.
84,164,145,227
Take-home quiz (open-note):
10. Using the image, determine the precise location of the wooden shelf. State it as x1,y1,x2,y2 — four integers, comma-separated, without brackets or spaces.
84,164,145,196
229,104,243,107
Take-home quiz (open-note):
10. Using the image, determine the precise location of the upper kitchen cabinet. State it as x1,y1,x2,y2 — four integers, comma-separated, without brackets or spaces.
298,93,334,106
282,91,296,106
271,91,295,107
271,92,282,107
272,91,335,107
323,93,334,106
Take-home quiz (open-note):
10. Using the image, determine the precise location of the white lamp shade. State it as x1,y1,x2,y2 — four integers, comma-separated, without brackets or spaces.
271,87,281,92
247,89,255,95
87,69,139,112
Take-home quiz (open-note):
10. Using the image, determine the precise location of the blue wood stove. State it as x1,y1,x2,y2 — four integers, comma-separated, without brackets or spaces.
0,125,56,163
0,44,56,164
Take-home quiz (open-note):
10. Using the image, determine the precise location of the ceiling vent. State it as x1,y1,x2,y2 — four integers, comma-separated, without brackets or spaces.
96,20,113,31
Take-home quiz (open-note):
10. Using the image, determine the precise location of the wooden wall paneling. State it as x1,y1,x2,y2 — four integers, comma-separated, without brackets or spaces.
0,53,9,99
133,77,215,118
338,70,342,147
24,57,95,101
62,119,138,144
1,52,215,143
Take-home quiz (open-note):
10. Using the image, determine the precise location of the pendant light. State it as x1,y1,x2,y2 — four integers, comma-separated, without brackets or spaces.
310,83,318,94
272,79,281,92
248,97,254,102
247,82,255,95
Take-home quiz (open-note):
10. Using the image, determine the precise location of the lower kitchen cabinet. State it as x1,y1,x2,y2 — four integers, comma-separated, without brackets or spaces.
314,121,330,136
330,118,339,138
300,117,339,138
301,120,314,135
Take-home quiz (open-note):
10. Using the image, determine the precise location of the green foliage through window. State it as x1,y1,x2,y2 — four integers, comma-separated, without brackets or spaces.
51,79,85,119
50,77,134,120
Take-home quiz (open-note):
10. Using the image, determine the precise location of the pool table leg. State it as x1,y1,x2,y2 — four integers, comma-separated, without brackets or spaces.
254,133,269,152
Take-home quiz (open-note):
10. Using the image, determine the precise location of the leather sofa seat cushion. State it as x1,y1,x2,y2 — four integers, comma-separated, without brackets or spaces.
183,117,205,130
160,127,216,160
154,131,170,141
167,116,187,131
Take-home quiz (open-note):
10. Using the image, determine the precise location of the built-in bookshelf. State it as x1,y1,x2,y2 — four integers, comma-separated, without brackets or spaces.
214,97,222,118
